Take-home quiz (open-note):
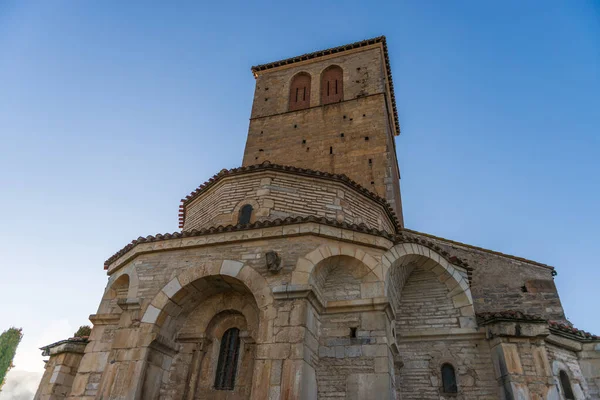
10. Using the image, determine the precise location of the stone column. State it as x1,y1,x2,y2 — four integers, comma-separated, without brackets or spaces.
485,320,554,399
34,338,88,400
264,286,319,400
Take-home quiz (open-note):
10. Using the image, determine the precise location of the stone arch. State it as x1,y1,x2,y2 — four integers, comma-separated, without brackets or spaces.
320,65,344,104
231,198,261,225
98,265,139,314
312,255,382,303
291,243,382,287
140,261,272,399
289,71,311,111
382,243,474,329
141,260,273,338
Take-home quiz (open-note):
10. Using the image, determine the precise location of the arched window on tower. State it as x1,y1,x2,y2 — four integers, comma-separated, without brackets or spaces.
214,328,241,390
559,370,575,399
289,72,311,111
238,204,253,225
441,363,458,394
321,65,343,105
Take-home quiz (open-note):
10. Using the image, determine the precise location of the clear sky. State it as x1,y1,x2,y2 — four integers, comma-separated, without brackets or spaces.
0,1,598,398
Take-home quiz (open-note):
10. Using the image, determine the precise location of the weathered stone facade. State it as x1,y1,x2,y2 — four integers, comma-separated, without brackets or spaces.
36,36,599,399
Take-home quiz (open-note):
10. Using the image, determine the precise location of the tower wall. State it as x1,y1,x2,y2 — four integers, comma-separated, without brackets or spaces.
244,45,403,224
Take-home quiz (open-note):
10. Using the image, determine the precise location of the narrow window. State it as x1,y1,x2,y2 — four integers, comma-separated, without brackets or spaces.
289,72,311,111
321,65,343,105
559,370,575,399
214,328,241,390
238,204,253,225
441,363,457,393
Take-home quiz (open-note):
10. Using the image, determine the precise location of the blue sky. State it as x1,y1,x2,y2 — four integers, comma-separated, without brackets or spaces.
0,1,598,396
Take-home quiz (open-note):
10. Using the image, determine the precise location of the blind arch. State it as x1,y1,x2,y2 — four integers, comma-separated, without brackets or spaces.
321,65,343,105
289,72,311,111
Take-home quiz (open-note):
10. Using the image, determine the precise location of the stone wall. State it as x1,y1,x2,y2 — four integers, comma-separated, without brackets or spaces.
244,45,403,221
410,231,565,321
396,265,461,332
396,338,497,399
183,171,397,234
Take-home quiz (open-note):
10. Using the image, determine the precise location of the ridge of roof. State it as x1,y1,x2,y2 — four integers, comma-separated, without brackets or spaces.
476,310,546,325
178,161,401,231
250,36,400,136
403,228,555,271
549,321,599,341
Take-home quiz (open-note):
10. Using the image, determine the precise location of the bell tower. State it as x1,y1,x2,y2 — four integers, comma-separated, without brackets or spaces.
242,37,404,225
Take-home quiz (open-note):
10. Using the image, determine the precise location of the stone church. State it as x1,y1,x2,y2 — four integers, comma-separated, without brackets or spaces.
35,37,599,400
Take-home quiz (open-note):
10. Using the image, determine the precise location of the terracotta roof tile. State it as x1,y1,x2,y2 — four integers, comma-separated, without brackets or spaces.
549,321,598,340
251,36,400,136
476,310,546,325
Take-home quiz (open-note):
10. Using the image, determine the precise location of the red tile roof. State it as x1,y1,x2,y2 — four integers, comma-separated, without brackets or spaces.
251,36,400,136
477,310,546,325
549,321,598,340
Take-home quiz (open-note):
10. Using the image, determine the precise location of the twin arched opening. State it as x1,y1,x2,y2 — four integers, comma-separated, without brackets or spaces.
288,65,344,111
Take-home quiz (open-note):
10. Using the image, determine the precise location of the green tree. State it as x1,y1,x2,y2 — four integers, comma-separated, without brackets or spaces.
73,325,91,338
0,327,23,391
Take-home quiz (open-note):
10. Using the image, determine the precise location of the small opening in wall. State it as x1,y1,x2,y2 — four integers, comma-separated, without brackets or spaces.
294,124,297,128
371,181,375,185
365,136,369,141
259,149,264,152
255,157,258,160
349,118,353,121
363,114,366,117
356,67,361,71
340,133,344,137
392,328,396,338
521,285,528,293
265,98,268,101
350,327,357,338
330,146,333,155
260,131,263,134
302,139,306,144
265,87,269,91
306,147,310,152
343,115,347,119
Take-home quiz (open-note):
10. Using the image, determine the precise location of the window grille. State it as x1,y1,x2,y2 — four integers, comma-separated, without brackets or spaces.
214,328,241,390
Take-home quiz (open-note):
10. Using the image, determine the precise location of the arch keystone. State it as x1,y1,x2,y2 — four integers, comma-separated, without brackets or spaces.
221,260,244,277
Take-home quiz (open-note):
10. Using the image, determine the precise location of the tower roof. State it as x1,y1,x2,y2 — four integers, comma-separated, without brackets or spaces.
251,36,400,135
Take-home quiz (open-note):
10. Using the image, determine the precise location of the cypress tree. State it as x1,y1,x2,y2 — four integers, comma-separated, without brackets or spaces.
0,327,23,391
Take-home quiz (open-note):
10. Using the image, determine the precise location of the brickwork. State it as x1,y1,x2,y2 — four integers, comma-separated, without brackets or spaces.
396,338,497,399
396,266,461,332
409,231,565,321
244,45,403,222
183,171,396,234
36,37,600,400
